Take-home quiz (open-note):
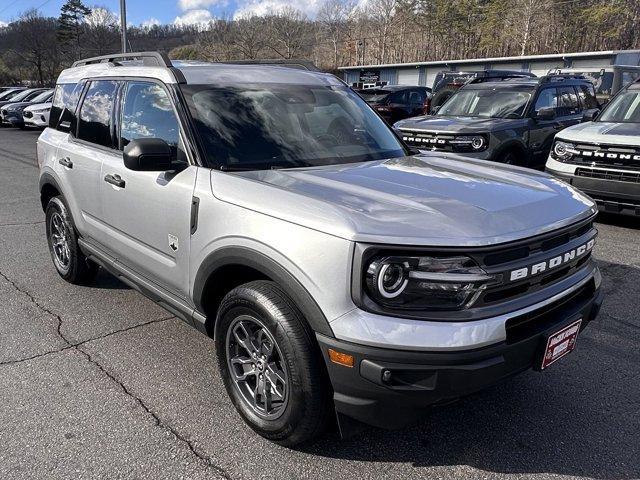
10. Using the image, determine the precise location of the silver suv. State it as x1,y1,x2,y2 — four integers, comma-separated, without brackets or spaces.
38,52,604,446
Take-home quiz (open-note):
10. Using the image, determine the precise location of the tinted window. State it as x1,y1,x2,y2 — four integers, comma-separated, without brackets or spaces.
577,84,599,109
409,90,425,104
120,82,180,152
534,88,558,112
0,89,23,101
182,83,406,170
558,86,580,115
389,90,407,104
598,90,640,123
50,83,82,129
77,80,118,148
439,87,532,118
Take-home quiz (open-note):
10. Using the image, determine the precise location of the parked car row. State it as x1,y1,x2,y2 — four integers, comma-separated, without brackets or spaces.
390,71,640,216
0,86,53,129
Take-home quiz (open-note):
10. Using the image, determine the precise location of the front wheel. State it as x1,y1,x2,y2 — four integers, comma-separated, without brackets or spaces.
215,280,331,447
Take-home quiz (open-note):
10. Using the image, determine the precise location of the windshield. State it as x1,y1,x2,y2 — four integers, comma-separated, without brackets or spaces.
598,90,640,123
438,87,533,118
358,90,391,103
31,90,52,103
182,83,406,170
10,90,41,102
0,89,25,101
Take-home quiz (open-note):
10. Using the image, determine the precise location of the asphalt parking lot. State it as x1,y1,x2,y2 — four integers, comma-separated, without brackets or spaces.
1,127,639,480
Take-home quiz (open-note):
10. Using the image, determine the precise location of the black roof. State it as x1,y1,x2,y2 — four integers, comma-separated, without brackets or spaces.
466,74,593,89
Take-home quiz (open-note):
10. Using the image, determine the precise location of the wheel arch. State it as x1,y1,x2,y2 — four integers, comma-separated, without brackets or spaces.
492,139,529,165
193,246,334,339
39,171,63,211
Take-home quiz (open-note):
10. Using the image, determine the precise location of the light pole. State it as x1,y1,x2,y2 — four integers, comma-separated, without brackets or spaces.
120,0,128,53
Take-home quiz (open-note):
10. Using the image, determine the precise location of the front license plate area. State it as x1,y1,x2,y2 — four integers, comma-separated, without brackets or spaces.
539,319,582,370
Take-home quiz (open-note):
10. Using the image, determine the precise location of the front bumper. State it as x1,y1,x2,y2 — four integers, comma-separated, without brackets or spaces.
546,157,640,216
1,112,23,126
318,266,603,430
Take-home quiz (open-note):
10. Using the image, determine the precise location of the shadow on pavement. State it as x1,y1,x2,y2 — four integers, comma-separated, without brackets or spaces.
300,259,640,479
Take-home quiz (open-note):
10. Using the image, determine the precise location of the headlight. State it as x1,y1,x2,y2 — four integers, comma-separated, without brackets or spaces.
552,141,576,162
449,135,487,152
364,254,495,311
31,108,49,114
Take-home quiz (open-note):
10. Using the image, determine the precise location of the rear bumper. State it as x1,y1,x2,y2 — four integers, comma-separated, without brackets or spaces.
318,274,603,430
546,158,640,216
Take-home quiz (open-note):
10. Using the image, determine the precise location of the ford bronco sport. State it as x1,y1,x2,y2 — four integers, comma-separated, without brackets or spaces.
546,76,640,216
395,74,600,168
38,52,603,446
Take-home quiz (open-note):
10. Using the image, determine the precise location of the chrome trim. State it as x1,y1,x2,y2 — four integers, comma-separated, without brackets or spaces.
408,271,493,282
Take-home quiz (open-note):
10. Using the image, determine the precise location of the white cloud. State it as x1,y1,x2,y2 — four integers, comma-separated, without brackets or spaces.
0,20,8,28
178,0,220,10
173,9,214,26
141,17,161,27
233,0,321,19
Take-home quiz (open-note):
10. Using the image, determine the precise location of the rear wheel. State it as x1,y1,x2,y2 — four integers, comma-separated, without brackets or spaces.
496,149,519,165
45,196,98,284
215,280,331,446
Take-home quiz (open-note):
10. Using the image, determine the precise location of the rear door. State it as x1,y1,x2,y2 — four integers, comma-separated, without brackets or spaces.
98,79,196,298
51,80,119,241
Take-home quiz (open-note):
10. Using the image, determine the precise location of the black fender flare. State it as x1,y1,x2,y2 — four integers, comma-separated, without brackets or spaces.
193,246,334,338
39,171,64,210
491,139,529,164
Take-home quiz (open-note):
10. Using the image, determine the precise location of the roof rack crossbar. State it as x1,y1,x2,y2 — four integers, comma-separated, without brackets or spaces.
72,52,173,68
540,74,586,83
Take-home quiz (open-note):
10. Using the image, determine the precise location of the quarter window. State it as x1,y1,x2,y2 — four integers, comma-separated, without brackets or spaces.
77,80,118,148
49,83,82,130
120,81,181,156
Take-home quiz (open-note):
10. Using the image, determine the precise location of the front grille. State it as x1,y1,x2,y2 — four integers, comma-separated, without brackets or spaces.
467,218,596,308
576,167,640,184
568,142,640,172
399,129,455,151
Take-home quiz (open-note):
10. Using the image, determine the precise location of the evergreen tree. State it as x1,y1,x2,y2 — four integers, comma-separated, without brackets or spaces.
57,0,91,53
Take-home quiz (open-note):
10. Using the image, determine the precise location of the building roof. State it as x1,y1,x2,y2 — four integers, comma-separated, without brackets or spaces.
338,49,640,71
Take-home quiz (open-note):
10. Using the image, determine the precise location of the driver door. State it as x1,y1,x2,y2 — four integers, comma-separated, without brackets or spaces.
98,80,196,299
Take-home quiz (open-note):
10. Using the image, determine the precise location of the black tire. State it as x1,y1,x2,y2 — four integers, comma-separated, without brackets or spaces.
431,86,458,110
215,280,331,447
496,149,520,165
45,196,98,284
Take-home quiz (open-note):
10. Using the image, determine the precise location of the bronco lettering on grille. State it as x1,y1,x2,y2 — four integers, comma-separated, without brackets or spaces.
509,238,595,282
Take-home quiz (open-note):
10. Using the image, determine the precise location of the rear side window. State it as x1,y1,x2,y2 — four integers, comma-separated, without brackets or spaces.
77,80,118,148
557,86,580,115
577,84,599,109
49,83,82,129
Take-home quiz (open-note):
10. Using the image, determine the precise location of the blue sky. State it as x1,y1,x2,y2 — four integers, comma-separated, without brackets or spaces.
0,0,323,26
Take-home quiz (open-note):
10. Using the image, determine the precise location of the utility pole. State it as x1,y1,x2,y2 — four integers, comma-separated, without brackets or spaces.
120,0,128,53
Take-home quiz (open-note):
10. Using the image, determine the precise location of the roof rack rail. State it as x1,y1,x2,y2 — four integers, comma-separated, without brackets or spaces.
221,59,321,72
468,74,535,84
72,51,173,68
540,73,586,83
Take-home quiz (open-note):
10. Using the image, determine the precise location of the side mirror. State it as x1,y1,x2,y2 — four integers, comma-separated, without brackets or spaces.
123,138,173,171
57,108,75,134
535,107,556,120
582,109,600,122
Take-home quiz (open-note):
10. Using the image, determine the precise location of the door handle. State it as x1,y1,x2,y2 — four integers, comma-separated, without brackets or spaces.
58,157,73,168
104,174,125,188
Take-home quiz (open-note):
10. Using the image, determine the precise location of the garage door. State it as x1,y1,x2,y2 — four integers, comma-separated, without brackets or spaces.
491,62,525,71
530,60,565,77
425,68,440,89
571,58,612,69
397,68,420,86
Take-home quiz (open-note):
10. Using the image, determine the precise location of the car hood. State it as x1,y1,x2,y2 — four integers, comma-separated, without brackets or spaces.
211,154,596,246
24,102,52,111
395,115,525,134
1,101,32,111
557,121,640,147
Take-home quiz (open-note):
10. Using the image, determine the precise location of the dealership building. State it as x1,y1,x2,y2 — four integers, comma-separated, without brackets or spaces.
339,49,640,88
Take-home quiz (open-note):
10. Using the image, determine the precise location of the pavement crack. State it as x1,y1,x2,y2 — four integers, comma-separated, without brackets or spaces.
76,344,233,479
0,268,231,478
